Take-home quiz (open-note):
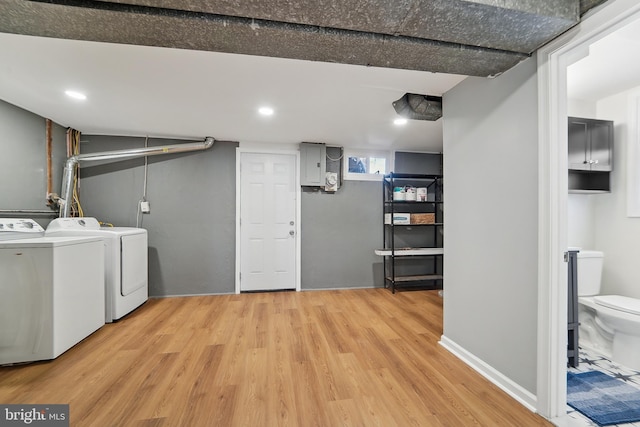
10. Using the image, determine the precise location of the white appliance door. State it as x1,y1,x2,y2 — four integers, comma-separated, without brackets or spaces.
120,233,148,296
240,152,297,291
0,249,46,364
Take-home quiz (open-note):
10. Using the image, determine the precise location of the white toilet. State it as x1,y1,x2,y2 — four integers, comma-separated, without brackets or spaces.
577,250,640,371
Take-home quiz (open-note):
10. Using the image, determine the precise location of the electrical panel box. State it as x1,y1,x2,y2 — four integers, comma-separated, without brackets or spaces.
300,142,326,186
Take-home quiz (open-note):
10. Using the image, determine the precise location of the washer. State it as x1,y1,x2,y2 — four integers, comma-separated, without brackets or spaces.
0,218,105,365
46,217,148,323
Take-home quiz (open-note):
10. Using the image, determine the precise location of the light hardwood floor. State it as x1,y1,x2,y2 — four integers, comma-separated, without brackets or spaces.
0,288,552,426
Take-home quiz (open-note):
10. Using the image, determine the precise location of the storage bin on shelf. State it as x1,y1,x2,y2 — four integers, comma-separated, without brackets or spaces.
384,213,411,225
410,213,435,224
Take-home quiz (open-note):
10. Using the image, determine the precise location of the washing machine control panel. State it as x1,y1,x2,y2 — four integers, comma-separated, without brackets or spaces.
0,218,45,240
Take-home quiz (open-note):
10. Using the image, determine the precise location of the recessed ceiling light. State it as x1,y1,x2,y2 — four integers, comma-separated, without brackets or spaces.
65,90,87,100
258,106,274,116
394,118,408,126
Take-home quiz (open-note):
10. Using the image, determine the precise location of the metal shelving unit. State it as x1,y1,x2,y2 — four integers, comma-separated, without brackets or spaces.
379,173,444,293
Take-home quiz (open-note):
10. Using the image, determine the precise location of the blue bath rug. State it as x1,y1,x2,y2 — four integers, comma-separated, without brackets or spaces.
567,371,640,426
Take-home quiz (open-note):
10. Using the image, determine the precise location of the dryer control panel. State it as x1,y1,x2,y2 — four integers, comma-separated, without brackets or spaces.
0,218,45,241
46,217,101,232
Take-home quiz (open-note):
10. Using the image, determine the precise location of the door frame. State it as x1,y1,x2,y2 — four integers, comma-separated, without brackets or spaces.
235,145,301,294
536,0,640,420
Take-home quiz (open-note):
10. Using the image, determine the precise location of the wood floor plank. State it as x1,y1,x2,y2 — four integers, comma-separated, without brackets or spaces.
266,307,297,426
231,347,269,426
0,288,553,426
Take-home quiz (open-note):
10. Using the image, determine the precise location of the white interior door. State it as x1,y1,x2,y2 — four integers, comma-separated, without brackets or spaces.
239,152,297,291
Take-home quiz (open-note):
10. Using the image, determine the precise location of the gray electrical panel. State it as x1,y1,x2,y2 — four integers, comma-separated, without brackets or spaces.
300,142,326,186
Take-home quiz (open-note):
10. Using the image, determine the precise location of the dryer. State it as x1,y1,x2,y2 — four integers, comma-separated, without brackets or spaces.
46,217,148,323
0,218,105,365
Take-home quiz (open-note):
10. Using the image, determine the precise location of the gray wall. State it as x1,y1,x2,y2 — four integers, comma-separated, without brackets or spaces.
0,99,66,226
301,180,382,289
442,56,539,394
80,136,385,295
394,151,442,175
79,135,238,296
0,97,428,295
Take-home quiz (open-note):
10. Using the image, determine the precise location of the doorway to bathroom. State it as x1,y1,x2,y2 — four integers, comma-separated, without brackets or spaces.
537,0,640,422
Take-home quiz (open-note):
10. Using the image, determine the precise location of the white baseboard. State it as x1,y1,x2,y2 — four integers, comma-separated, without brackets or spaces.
439,335,538,413
151,291,236,298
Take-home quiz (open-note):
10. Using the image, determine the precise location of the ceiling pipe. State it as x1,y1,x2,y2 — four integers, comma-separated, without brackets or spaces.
0,209,58,217
59,136,215,218
45,118,53,201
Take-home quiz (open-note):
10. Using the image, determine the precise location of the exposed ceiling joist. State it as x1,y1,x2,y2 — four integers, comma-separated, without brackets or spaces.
0,0,596,77
87,0,576,53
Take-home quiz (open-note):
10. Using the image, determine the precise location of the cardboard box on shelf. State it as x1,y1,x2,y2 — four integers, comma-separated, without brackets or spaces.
411,213,435,224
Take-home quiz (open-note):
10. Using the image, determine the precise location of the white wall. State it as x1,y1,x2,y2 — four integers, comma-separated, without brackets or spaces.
442,55,539,395
568,98,597,118
591,87,640,298
567,194,596,249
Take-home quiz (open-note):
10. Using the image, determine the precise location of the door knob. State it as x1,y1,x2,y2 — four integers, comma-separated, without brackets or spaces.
289,230,295,236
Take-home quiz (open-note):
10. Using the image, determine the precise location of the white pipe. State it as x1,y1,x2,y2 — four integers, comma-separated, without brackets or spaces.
59,137,215,217
0,209,57,216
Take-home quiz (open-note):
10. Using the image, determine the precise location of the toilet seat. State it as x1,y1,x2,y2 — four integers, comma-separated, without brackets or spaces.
594,295,640,316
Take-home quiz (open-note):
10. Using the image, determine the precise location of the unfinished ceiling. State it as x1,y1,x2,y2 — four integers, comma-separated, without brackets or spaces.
0,0,610,151
0,0,606,77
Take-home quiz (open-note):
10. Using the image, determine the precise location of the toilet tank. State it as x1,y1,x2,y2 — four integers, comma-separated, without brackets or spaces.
577,250,604,296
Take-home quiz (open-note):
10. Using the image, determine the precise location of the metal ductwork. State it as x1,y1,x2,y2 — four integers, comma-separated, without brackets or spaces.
0,1,601,77
393,94,443,121
580,0,609,16
59,136,215,218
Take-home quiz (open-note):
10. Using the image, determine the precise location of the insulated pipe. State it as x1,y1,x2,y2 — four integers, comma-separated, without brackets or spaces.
59,137,215,217
45,119,53,199
0,209,58,217
66,129,73,157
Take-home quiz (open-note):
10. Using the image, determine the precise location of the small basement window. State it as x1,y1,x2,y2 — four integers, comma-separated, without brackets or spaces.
344,150,390,181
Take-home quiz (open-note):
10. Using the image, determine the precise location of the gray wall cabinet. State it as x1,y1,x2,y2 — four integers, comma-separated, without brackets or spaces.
568,116,613,193
568,116,613,172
